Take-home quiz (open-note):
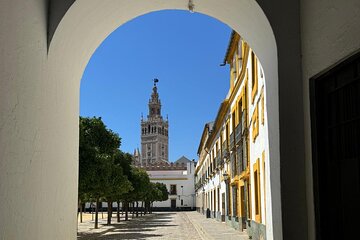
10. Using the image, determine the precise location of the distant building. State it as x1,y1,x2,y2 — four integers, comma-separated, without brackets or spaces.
134,80,195,210
140,79,169,165
135,156,196,210
195,31,268,239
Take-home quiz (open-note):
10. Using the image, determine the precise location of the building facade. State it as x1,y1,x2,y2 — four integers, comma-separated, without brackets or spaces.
141,80,169,165
136,156,196,210
195,31,268,240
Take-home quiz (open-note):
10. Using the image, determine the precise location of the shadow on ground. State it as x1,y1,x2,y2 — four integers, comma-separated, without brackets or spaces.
77,213,177,240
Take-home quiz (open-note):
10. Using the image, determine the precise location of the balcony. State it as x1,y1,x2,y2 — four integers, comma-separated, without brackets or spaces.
229,132,235,150
230,153,238,177
215,150,221,168
235,123,242,144
221,142,229,160
241,111,247,135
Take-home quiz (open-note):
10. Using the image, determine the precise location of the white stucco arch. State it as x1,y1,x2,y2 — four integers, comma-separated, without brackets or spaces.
3,0,312,239
47,1,280,239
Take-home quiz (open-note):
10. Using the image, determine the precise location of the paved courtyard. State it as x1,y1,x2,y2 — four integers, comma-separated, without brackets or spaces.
77,211,248,240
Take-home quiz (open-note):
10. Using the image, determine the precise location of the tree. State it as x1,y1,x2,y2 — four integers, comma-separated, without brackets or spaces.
154,182,169,202
121,167,150,220
103,159,132,225
142,182,169,214
78,117,121,229
112,151,133,222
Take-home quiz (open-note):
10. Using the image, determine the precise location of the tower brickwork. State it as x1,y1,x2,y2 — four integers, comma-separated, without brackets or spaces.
141,80,169,165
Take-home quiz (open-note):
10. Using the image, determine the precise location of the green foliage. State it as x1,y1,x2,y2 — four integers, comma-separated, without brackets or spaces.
79,117,123,199
78,116,170,224
154,182,169,202
144,182,169,203
121,167,150,202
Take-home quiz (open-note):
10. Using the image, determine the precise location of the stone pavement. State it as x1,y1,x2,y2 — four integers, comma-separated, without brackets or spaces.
185,211,249,240
77,211,248,239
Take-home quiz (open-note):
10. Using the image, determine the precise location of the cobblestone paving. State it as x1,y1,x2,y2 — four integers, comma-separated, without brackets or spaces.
77,212,202,240
78,211,249,239
185,212,249,240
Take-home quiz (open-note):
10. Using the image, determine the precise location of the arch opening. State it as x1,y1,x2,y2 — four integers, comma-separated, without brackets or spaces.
38,1,281,239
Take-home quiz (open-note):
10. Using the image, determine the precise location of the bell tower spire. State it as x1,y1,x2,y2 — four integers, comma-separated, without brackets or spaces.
148,78,162,119
141,79,169,165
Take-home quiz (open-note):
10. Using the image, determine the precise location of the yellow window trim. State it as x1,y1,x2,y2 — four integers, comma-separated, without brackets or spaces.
251,52,258,104
252,102,259,142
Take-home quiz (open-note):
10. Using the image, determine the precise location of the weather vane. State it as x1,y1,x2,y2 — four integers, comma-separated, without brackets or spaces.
153,78,159,86
188,0,195,13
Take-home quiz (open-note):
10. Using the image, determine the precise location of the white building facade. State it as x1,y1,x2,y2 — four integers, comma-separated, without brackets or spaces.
138,156,196,210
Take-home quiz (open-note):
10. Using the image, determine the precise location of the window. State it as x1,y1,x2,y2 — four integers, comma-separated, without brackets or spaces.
252,103,259,142
232,186,238,217
232,53,237,83
238,99,242,125
232,111,236,131
170,185,177,195
226,122,229,146
238,39,243,72
253,159,261,223
251,51,258,104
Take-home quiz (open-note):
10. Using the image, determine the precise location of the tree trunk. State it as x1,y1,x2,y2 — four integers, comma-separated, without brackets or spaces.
117,201,120,222
132,202,135,218
107,201,112,225
77,199,80,219
95,197,99,229
79,200,83,223
136,201,139,217
145,201,150,214
125,201,128,221
141,201,143,216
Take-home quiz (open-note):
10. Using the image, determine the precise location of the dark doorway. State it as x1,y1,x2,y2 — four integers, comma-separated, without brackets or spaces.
240,185,247,229
171,199,176,209
310,51,360,240
221,193,226,222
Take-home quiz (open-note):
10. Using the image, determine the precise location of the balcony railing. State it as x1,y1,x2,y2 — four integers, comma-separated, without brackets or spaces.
230,132,235,150
222,142,229,160
215,150,221,168
237,140,248,172
235,123,242,144
230,152,238,177
241,111,247,135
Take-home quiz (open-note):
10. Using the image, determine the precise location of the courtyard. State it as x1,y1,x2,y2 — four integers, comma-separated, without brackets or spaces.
77,211,248,240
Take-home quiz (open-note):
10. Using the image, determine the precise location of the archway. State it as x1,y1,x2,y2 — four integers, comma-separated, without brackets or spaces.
48,1,280,239
1,1,308,240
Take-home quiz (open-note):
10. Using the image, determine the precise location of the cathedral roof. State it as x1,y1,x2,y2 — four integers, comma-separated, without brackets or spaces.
175,156,191,164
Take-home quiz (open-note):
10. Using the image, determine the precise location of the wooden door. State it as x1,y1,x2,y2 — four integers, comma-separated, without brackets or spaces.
311,52,360,240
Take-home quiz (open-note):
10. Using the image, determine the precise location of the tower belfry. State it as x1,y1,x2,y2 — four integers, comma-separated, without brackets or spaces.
141,79,169,165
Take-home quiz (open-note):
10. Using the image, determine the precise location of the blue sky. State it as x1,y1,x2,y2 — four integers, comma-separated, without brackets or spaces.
80,10,231,161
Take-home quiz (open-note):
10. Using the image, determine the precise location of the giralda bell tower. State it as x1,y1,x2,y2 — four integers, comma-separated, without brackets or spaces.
141,79,169,165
